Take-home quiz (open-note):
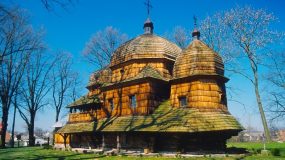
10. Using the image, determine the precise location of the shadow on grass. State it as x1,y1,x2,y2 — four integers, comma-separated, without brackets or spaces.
6,154,106,160
226,147,248,154
0,147,106,160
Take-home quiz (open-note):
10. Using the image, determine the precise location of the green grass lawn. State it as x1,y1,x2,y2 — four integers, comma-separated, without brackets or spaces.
0,142,284,160
227,142,285,160
0,147,232,160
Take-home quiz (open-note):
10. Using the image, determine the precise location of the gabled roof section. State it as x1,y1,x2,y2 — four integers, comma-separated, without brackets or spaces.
67,94,100,108
123,65,169,82
87,67,112,88
101,66,169,89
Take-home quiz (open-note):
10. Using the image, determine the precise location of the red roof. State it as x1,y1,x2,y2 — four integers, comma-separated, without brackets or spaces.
0,122,11,143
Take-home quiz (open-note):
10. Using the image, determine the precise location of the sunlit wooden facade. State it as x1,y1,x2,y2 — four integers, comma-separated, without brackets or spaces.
54,19,243,153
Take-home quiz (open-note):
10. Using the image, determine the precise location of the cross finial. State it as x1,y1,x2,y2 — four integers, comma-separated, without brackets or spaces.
192,15,200,40
144,0,152,17
193,15,197,28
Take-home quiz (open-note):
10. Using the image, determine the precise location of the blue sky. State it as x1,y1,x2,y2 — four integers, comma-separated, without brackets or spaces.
5,0,285,132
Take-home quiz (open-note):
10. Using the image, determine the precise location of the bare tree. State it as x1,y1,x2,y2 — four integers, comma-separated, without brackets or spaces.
34,127,45,138
51,52,79,122
82,26,128,68
0,4,12,26
266,51,285,121
10,88,19,147
17,51,56,146
1,1,74,14
40,0,75,11
0,6,43,148
200,15,239,65
200,6,285,142
70,73,82,102
0,6,42,65
167,26,190,49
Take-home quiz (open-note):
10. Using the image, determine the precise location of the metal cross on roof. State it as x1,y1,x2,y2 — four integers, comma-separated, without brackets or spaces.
144,0,153,17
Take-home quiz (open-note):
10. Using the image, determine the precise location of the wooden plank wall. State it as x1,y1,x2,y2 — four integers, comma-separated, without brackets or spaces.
67,80,169,122
99,82,151,117
69,112,96,123
54,133,70,144
111,62,171,82
73,60,173,121
170,79,227,111
98,81,169,117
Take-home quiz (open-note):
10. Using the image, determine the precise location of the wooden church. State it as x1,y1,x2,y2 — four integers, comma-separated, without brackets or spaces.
54,13,243,153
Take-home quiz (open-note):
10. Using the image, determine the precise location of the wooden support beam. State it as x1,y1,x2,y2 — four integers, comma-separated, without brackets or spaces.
102,134,105,151
117,133,121,153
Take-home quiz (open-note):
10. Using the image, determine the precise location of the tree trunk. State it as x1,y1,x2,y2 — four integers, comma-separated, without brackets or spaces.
54,110,60,145
11,104,17,148
1,105,8,148
28,115,35,146
251,62,271,142
28,127,35,146
55,110,59,123
52,129,55,145
63,134,67,148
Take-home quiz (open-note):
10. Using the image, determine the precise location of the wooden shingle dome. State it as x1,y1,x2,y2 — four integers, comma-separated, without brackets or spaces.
110,34,182,67
173,39,224,79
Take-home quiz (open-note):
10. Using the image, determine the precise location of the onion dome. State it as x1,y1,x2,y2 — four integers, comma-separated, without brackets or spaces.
110,17,181,67
173,39,224,79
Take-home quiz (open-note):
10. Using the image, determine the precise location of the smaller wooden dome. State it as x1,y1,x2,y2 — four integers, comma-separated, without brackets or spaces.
173,40,224,79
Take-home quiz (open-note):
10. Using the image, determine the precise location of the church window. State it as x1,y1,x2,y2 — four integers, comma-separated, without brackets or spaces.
129,95,137,109
179,96,187,107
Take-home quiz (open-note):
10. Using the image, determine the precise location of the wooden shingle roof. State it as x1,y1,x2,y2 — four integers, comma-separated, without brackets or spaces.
67,94,100,108
57,121,95,133
110,34,182,67
58,101,243,134
173,40,224,79
87,67,112,88
101,66,168,89
119,65,169,82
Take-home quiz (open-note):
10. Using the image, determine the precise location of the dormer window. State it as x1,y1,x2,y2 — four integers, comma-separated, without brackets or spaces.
129,95,137,109
179,96,187,107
